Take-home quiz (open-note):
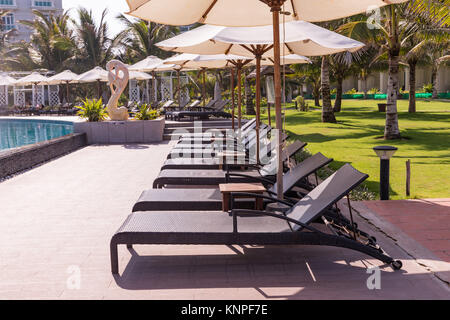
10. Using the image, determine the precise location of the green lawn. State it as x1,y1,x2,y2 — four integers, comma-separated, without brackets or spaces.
257,99,450,200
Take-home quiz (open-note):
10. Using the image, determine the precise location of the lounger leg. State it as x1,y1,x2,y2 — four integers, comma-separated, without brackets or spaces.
110,240,119,274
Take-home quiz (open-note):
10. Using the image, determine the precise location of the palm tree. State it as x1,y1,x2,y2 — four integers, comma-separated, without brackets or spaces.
290,58,322,107
116,14,180,63
72,8,122,72
321,55,336,123
329,50,366,112
19,10,76,72
338,0,448,139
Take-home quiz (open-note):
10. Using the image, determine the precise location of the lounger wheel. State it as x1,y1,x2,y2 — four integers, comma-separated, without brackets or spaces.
391,260,403,270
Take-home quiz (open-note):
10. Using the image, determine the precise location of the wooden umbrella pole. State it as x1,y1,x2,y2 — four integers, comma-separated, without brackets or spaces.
97,80,101,100
230,67,235,129
152,71,156,104
177,69,181,108
270,2,284,200
237,65,242,129
255,53,262,164
202,68,206,107
66,81,69,102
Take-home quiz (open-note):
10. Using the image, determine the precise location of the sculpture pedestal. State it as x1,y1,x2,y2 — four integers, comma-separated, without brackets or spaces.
74,118,165,144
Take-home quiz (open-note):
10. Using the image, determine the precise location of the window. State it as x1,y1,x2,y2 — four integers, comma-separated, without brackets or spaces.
0,0,14,6
33,1,53,7
1,13,15,31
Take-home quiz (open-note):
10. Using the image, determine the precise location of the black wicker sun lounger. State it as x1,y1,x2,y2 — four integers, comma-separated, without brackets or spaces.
168,125,274,160
110,164,403,274
133,152,332,212
161,140,307,170
178,119,256,140
154,137,297,188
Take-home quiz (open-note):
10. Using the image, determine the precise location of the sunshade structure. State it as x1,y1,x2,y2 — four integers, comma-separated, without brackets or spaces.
14,72,49,86
156,21,361,161
126,0,408,200
76,67,109,99
128,70,152,81
128,55,164,72
0,74,16,86
164,53,252,108
43,70,79,102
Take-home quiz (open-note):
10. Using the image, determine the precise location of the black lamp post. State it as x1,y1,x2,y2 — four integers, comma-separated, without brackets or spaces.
373,146,398,200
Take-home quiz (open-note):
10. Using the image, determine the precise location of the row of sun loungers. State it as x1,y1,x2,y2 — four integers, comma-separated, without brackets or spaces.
162,99,232,121
110,120,403,275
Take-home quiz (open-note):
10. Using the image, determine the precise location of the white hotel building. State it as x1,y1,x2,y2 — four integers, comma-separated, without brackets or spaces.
1,0,63,42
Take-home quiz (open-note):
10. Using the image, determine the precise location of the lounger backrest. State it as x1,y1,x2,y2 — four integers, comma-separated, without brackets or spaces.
269,152,333,194
282,140,307,163
213,99,230,111
241,119,256,131
286,164,368,231
204,99,218,109
190,100,201,107
162,100,174,108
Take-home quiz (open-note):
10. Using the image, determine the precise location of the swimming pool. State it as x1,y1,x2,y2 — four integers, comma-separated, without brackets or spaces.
0,119,74,152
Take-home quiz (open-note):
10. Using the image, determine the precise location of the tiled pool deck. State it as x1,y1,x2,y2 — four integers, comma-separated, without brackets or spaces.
0,143,448,299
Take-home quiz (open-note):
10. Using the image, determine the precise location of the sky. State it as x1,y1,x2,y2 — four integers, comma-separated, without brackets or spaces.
62,0,130,36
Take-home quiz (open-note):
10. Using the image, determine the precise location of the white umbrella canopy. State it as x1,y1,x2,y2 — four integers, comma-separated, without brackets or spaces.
0,74,17,86
44,70,80,85
76,67,109,83
14,72,49,86
156,21,364,57
128,55,164,72
163,53,254,69
126,0,407,26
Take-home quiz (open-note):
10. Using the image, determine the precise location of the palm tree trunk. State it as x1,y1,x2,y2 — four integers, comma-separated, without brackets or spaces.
321,56,336,123
244,70,256,115
408,62,416,113
313,84,320,107
333,77,343,112
384,54,401,139
431,63,438,99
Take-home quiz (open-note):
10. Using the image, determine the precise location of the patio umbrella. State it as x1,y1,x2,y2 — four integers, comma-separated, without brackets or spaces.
76,67,109,99
14,72,49,86
14,72,49,106
128,55,164,72
44,70,79,102
0,74,16,86
126,0,408,200
156,21,363,127
164,53,254,110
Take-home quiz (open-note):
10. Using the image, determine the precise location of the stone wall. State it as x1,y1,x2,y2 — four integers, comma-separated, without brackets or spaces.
73,118,165,144
0,133,87,179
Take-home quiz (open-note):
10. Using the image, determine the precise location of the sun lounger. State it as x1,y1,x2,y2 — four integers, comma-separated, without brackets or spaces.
134,152,332,212
176,119,258,145
111,164,403,274
161,140,307,170
179,119,256,140
154,138,292,188
171,99,231,121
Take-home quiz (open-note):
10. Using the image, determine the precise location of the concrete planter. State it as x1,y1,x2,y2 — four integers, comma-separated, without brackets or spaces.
74,118,165,144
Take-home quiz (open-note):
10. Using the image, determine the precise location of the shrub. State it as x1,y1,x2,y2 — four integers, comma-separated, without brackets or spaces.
76,98,107,122
295,96,309,111
330,88,337,95
345,88,358,95
423,83,433,93
134,104,159,120
367,88,381,94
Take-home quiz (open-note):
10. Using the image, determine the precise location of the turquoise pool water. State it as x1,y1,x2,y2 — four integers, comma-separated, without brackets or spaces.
0,119,74,152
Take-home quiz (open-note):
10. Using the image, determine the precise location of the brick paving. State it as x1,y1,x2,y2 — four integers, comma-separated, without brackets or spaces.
363,199,450,262
0,143,448,299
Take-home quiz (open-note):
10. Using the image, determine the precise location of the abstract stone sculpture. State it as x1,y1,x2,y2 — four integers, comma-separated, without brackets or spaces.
106,60,129,121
